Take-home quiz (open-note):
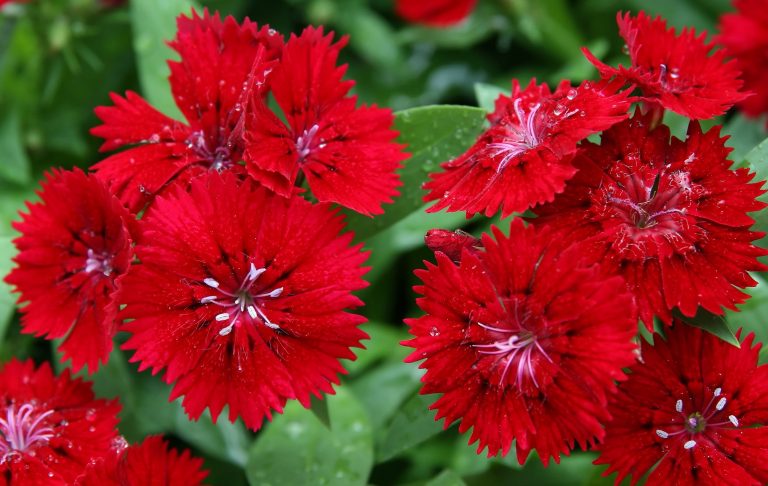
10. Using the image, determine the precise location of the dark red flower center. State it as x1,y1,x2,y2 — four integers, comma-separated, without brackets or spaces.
655,388,740,450
0,403,55,461
186,131,234,171
199,262,283,336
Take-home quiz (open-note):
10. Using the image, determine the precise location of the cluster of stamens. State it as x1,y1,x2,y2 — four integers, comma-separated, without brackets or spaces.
296,124,322,162
472,322,552,389
199,263,283,336
185,131,233,171
655,388,739,450
0,404,55,463
84,249,113,277
487,98,545,173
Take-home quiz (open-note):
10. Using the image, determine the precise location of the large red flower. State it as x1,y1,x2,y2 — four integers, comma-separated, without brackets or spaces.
119,172,369,431
596,323,768,486
4,168,133,373
717,0,768,122
583,11,748,119
91,9,283,213
533,113,767,328
404,221,638,464
76,436,208,486
395,0,477,27
243,26,406,216
0,359,121,485
423,78,631,218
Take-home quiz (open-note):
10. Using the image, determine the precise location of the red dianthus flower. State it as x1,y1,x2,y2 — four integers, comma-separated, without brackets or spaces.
76,436,208,486
717,0,768,122
118,173,369,431
0,359,121,485
91,10,283,213
4,168,133,373
404,221,638,463
533,113,767,328
395,0,477,27
244,26,406,216
596,323,768,486
583,11,748,119
423,78,630,218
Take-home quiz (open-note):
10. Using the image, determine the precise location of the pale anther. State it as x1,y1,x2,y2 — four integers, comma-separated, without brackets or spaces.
215,313,230,321
656,429,669,439
683,440,696,449
204,278,220,288
716,397,727,411
714,388,722,397
675,399,683,413
729,415,739,427
200,296,217,304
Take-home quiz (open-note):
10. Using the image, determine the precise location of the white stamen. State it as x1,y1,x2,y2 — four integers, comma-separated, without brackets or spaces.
200,295,218,304
714,388,722,397
683,440,696,450
246,263,266,282
215,313,230,321
204,278,220,288
247,305,258,319
656,429,669,439
261,287,283,298
729,415,739,427
218,323,235,336
716,397,727,411
676,400,683,413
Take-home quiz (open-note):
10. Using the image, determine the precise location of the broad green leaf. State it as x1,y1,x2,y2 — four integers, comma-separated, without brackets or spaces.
344,105,486,241
474,82,507,113
505,0,583,62
742,136,768,191
309,394,331,428
88,347,135,415
350,360,421,429
426,469,466,486
727,273,768,352
246,388,373,486
345,322,409,376
131,0,197,119
724,114,765,165
0,236,15,342
174,407,250,467
377,392,442,462
0,111,30,185
674,309,739,346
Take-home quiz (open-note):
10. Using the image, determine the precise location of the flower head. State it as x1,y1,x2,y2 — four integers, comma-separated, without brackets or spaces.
91,9,283,213
4,168,133,373
243,26,406,216
533,113,767,328
118,172,369,430
0,359,121,484
404,221,638,463
583,11,748,119
423,78,631,218
395,0,477,27
596,323,768,486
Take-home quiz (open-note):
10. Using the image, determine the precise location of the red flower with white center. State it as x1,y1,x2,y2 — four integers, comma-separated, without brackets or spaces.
395,0,477,27
0,359,121,485
583,11,748,120
596,323,768,486
75,436,208,486
404,221,638,463
423,78,631,218
4,168,133,373
533,113,767,328
717,0,768,123
91,9,283,213
243,26,406,216
118,172,369,430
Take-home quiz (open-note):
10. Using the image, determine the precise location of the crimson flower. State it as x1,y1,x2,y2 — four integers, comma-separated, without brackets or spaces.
404,221,638,463
119,173,369,430
76,436,208,486
423,78,631,218
0,359,121,485
596,323,768,486
717,0,768,123
424,228,481,263
583,11,748,119
91,9,283,213
243,26,406,216
4,168,133,373
533,113,767,328
395,0,477,27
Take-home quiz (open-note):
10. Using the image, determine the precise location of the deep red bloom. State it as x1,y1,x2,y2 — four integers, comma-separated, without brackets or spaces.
424,228,481,262
119,173,368,430
4,168,133,373
76,436,208,486
91,10,283,213
583,11,748,119
404,221,638,464
533,113,767,328
423,78,631,218
243,26,406,216
395,0,477,27
0,359,121,485
596,323,768,486
717,0,768,122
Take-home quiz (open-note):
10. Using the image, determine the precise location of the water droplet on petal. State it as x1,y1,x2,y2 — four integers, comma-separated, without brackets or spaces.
566,88,577,100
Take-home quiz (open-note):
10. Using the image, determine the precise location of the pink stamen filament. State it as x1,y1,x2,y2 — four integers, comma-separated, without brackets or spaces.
0,404,55,461
473,322,552,389
655,388,740,450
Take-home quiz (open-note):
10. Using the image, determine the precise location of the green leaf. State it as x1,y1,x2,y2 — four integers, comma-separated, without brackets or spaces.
309,394,331,428
727,273,768,351
0,111,30,185
506,0,584,62
0,235,16,342
246,388,373,486
474,82,507,113
174,407,250,467
674,308,739,346
332,3,402,68
344,105,486,241
742,136,768,190
130,0,197,119
395,2,507,49
426,469,466,486
349,360,421,429
377,392,442,462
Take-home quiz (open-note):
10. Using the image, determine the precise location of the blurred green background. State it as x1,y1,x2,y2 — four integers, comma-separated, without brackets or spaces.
0,0,766,484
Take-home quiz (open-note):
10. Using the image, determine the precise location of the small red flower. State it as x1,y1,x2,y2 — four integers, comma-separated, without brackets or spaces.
404,221,638,463
76,436,208,486
4,168,133,373
243,26,406,216
0,359,121,485
424,228,481,263
717,0,768,122
119,172,369,431
583,11,748,119
395,0,477,27
423,78,631,218
91,9,283,213
533,113,767,328
596,323,768,486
